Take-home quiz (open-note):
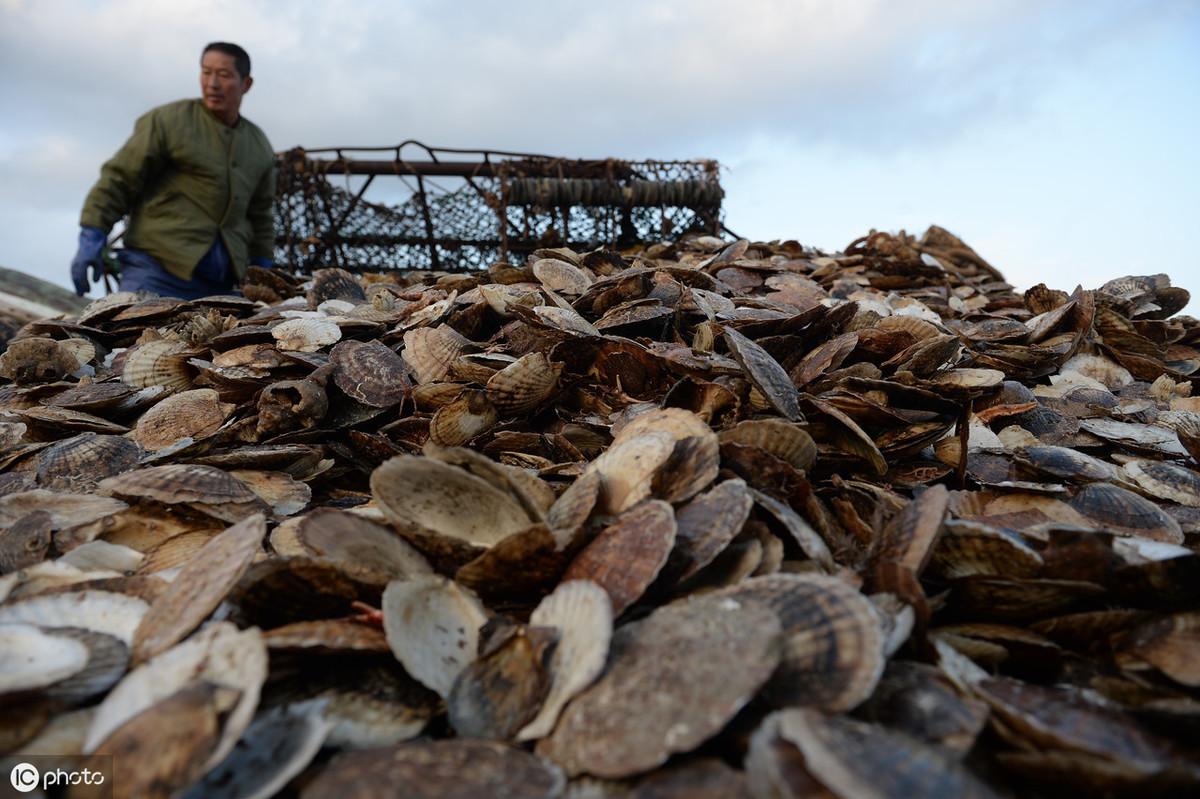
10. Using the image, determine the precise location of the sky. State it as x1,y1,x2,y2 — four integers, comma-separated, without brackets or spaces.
1,0,1198,313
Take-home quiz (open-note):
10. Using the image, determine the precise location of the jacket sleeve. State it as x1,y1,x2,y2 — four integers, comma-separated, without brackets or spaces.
247,159,277,259
79,109,169,231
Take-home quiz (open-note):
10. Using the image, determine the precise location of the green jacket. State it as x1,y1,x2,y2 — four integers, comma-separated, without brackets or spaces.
80,98,276,282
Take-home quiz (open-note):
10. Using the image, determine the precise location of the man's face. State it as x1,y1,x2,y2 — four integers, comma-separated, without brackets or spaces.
200,50,252,124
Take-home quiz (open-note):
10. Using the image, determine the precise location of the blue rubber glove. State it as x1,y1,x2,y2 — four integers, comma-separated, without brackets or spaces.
71,226,108,296
249,256,274,269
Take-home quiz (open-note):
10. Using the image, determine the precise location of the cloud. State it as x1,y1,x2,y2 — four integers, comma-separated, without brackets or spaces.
0,0,1197,310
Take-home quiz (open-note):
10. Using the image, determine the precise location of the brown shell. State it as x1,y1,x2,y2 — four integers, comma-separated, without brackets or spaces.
133,388,234,451
855,660,990,754
308,267,367,307
722,327,802,421
486,352,563,415
93,681,240,799
1069,483,1184,543
716,573,884,712
130,513,265,663
533,257,592,295
0,337,81,384
262,619,390,653
257,379,328,438
1112,612,1200,686
748,709,999,799
1122,460,1200,508
330,339,411,407
976,676,1175,768
121,340,195,391
562,500,677,616
98,464,259,506
718,419,817,471
402,325,471,384
428,388,498,447
662,478,754,584
35,433,142,491
537,593,781,779
371,455,533,567
42,381,135,412
302,739,565,799
447,624,556,739
293,507,432,579
0,509,52,573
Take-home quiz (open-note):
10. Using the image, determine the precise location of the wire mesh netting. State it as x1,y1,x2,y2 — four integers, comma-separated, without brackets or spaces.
274,141,725,273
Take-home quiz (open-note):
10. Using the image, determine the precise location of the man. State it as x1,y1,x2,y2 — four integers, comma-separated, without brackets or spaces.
70,42,276,299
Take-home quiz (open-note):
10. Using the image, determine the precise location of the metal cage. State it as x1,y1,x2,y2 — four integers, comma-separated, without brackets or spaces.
274,141,725,273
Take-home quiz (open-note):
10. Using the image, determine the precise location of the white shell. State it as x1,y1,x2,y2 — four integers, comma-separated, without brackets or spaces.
517,581,614,741
0,623,90,694
382,575,488,698
0,590,149,643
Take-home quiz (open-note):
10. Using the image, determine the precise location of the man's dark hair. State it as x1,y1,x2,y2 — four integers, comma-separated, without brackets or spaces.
202,42,251,78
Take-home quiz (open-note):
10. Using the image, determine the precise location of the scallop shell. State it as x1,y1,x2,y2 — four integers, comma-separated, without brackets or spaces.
99,464,257,506
93,680,242,799
402,325,471,384
292,507,432,579
562,500,676,616
122,339,195,390
716,573,885,712
448,624,556,739
537,593,781,779
748,709,999,799
257,378,329,437
272,317,342,352
130,514,265,663
40,626,130,705
308,267,367,307
1122,460,1200,508
330,339,411,407
381,575,489,699
1112,612,1200,686
660,479,754,586
371,455,534,566
84,622,267,774
42,381,135,412
186,700,332,799
485,352,563,415
584,432,676,515
0,337,83,384
722,327,802,421
0,590,148,643
718,419,817,471
229,470,312,517
428,389,498,447
517,580,614,741
0,623,90,694
0,489,128,531
301,739,565,799
0,509,52,573
1069,483,1184,543
533,258,593,295
133,388,234,451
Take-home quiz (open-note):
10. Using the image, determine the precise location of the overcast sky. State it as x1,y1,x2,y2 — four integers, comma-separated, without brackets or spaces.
2,0,1197,313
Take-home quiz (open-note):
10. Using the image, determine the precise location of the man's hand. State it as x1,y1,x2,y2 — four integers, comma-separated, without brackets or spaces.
70,226,108,296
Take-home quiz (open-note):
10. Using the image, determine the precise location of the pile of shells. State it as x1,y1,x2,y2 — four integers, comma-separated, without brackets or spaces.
1,227,1199,797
